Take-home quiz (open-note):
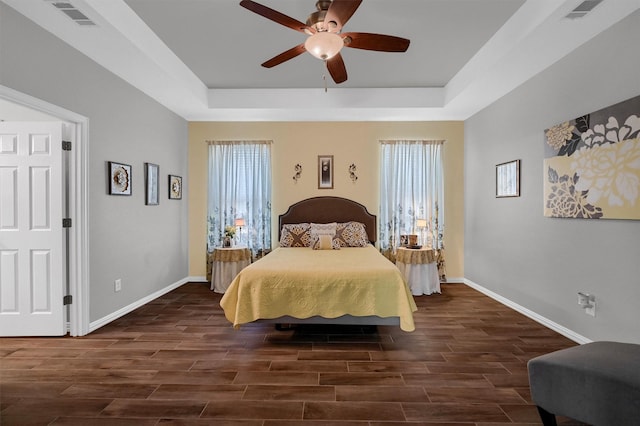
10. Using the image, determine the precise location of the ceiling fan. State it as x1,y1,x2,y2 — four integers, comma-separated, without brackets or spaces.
239,0,410,84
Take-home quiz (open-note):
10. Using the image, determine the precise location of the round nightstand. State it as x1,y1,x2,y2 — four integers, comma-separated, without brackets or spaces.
395,246,440,295
210,246,251,293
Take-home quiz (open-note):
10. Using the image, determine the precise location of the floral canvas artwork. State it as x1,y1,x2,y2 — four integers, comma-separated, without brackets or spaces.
543,95,640,220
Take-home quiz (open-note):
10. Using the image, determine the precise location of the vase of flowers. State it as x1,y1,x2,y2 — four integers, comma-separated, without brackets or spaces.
223,225,236,247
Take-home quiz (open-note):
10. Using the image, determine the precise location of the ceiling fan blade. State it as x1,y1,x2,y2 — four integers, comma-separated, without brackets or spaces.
326,53,348,84
261,44,306,68
342,32,410,52
239,0,311,34
324,0,362,31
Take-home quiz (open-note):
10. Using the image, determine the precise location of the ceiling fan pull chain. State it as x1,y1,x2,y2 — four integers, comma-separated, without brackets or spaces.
323,74,327,92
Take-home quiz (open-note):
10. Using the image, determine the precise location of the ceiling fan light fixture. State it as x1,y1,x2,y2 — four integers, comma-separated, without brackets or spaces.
239,0,409,84
304,32,343,60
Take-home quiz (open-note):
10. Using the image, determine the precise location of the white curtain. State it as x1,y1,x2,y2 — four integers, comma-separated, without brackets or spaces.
207,140,272,256
379,140,446,279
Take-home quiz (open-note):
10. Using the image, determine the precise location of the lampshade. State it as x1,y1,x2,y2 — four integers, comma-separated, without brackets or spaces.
416,219,427,228
234,218,245,227
304,32,344,60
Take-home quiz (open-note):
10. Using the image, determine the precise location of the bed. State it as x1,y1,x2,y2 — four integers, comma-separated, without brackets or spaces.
219,197,417,331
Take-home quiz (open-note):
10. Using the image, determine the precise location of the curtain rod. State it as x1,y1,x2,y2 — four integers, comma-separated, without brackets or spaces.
206,140,273,145
379,139,445,145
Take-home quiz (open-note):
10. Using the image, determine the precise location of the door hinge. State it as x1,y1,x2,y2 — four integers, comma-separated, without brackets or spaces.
63,218,72,228
62,140,72,151
63,295,72,305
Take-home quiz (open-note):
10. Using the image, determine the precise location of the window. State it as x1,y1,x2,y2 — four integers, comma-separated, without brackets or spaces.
379,139,446,278
207,140,272,255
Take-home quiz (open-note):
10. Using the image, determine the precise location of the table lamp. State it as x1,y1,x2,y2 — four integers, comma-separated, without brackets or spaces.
416,218,427,246
234,218,245,245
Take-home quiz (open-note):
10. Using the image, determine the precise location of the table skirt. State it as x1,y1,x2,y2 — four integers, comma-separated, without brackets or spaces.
211,247,251,293
396,260,441,296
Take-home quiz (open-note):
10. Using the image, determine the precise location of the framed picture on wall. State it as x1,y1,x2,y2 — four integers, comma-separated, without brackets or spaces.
496,159,520,197
145,163,159,205
168,175,182,200
108,161,132,195
318,155,334,189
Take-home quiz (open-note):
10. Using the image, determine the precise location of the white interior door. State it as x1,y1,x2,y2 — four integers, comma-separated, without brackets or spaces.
0,122,65,336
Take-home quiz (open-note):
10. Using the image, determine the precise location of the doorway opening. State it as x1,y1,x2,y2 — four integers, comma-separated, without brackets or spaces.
0,85,89,336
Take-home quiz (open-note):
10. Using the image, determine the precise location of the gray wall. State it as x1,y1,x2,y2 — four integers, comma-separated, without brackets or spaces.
465,11,640,344
0,4,189,322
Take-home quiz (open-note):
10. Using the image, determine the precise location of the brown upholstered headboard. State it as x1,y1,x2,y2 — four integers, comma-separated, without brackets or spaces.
278,196,377,243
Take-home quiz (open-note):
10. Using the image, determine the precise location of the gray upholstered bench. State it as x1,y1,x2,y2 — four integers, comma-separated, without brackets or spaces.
528,341,640,426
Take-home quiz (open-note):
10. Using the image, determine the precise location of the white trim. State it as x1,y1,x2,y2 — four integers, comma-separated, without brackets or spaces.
188,275,208,283
68,119,90,336
463,278,591,345
0,85,87,122
89,278,190,333
0,85,90,337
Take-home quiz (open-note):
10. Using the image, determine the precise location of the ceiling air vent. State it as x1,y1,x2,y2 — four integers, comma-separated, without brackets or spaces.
565,0,604,19
45,0,97,26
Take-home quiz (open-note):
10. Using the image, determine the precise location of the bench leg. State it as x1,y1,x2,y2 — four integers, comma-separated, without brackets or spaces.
536,406,558,426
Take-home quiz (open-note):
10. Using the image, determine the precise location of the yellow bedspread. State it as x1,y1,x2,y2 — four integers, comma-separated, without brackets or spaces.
220,246,417,331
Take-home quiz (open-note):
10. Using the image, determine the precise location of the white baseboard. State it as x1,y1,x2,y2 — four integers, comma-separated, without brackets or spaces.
463,278,591,345
89,278,190,333
88,275,589,344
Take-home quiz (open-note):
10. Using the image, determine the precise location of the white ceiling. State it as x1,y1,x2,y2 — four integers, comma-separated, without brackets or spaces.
3,0,640,121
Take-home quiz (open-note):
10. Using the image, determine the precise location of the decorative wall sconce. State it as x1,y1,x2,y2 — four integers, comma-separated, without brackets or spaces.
293,163,302,183
349,163,358,183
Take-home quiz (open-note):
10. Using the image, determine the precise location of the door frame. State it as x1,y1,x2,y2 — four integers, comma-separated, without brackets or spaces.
1,85,90,336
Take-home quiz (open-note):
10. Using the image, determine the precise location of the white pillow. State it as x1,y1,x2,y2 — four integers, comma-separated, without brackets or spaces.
317,234,333,250
311,233,341,250
310,222,337,237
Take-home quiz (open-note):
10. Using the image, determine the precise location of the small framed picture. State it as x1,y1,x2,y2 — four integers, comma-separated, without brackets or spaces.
399,234,418,247
145,163,159,205
108,161,132,195
496,159,520,197
318,155,334,189
168,175,182,200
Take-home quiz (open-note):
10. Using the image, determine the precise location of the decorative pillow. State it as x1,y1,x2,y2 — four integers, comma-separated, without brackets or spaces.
310,222,337,237
279,223,311,247
335,221,370,247
311,233,341,250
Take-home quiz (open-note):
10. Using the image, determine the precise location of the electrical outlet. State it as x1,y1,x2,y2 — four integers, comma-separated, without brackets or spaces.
114,279,122,292
577,292,596,317
585,300,596,317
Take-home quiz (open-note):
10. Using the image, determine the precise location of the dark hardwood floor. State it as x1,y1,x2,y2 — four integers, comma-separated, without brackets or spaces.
1,282,587,425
